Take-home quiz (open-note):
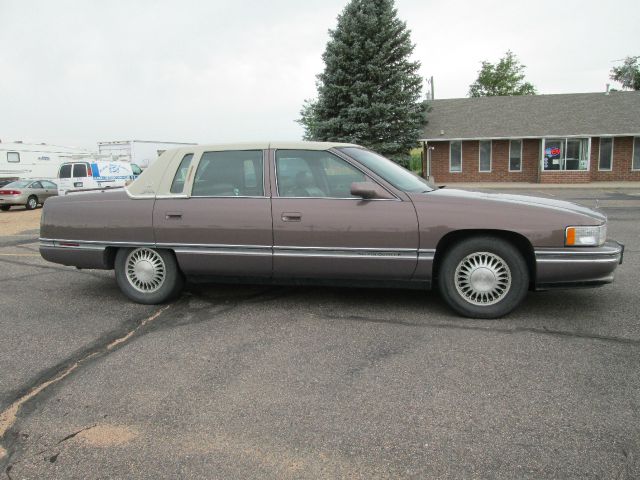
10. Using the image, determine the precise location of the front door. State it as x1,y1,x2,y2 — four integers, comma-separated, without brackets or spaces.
153,149,272,277
271,149,419,280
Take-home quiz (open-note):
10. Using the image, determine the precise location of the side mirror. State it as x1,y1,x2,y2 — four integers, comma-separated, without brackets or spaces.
350,182,379,199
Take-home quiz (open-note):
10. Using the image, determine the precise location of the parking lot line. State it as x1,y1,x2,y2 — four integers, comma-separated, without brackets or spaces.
0,253,41,257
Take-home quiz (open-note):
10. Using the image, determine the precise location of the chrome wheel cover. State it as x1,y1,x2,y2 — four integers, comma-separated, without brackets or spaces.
125,248,166,293
28,198,37,208
454,252,511,306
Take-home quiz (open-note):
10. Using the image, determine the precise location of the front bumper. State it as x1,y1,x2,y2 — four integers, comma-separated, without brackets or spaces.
534,241,624,289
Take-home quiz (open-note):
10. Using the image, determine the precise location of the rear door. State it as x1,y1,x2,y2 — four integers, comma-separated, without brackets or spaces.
71,162,90,189
57,163,73,194
153,149,273,277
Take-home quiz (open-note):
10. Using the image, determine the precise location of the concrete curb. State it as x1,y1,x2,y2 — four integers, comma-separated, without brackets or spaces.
435,181,640,189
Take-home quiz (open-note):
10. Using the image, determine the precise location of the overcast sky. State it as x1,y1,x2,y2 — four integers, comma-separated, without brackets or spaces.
1,0,638,149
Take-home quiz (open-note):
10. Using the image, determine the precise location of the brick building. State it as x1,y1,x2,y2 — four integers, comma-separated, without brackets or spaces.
420,91,640,183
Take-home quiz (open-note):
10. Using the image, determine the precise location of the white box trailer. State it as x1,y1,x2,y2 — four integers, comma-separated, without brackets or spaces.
0,142,92,180
97,140,196,169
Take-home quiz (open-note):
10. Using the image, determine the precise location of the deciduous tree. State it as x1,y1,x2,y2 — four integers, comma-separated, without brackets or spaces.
610,56,640,91
468,51,536,97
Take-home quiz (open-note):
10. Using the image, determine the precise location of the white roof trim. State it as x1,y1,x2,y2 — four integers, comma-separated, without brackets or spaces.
420,133,640,142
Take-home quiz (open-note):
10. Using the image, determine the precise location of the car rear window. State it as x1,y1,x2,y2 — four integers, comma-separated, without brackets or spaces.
59,164,72,178
3,181,30,188
73,163,88,178
192,151,263,197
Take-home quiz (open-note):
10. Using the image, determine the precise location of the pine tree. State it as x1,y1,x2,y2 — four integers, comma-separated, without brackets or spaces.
299,0,426,164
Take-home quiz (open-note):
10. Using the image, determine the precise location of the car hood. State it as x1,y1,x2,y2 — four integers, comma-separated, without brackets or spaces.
417,188,606,223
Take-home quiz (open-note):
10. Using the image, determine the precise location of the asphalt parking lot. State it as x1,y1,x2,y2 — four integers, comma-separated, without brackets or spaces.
0,188,639,479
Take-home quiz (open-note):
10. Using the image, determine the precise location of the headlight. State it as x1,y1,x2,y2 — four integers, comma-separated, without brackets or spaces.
565,224,606,247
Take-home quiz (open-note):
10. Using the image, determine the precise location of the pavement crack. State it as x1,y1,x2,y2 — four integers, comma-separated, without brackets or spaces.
56,424,97,445
321,314,640,346
0,304,172,467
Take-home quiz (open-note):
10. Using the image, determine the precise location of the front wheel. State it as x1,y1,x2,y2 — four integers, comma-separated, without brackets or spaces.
438,237,529,319
115,247,184,304
25,196,38,210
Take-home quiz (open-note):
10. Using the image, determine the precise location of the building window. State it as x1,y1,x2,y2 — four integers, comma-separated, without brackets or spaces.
509,140,522,172
7,152,20,163
542,138,589,171
598,138,613,171
479,140,491,172
633,137,640,171
449,141,462,172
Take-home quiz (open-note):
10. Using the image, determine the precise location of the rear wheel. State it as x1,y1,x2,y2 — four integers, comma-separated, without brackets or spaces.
115,247,184,304
438,236,529,319
0,205,10,211
25,196,38,210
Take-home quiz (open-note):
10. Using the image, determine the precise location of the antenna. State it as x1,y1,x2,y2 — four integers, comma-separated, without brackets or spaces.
426,76,435,100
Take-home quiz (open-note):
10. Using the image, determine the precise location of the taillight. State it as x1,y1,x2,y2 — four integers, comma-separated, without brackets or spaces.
0,190,21,195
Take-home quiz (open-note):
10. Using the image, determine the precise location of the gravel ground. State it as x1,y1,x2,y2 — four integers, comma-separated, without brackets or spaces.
0,208,41,236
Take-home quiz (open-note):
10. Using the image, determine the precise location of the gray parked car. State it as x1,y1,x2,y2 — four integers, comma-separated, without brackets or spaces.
39,142,623,318
0,179,58,211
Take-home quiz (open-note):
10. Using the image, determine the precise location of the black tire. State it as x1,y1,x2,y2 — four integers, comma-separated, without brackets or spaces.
114,247,184,304
25,196,38,210
438,236,529,319
0,205,10,211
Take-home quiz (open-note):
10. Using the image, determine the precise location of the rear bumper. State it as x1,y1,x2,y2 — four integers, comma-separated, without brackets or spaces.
534,241,624,289
0,194,28,205
40,238,112,269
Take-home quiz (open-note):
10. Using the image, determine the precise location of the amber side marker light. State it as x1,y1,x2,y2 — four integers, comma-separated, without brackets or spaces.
566,227,576,246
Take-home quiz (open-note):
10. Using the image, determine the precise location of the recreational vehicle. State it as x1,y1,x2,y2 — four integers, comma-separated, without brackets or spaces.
98,140,196,169
0,142,91,181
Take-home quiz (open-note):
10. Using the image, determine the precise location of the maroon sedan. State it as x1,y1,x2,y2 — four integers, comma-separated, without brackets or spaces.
39,142,623,318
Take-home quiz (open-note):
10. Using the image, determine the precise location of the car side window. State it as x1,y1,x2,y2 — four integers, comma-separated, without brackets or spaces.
30,181,43,189
42,180,57,189
170,154,194,194
73,163,88,178
275,150,366,198
192,150,264,197
59,164,72,178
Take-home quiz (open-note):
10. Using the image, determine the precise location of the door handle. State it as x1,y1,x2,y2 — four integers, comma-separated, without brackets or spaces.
281,212,302,222
165,212,183,220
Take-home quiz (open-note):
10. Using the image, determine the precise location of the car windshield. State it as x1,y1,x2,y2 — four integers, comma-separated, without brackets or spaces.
338,147,433,193
3,181,31,188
